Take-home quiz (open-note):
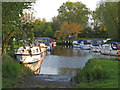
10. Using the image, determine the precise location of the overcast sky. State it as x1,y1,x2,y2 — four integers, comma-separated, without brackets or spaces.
33,0,101,22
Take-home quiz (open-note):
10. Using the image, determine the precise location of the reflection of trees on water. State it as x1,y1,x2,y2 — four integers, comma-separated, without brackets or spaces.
58,68,81,75
51,45,91,57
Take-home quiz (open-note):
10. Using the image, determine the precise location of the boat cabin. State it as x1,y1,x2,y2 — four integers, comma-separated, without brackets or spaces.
91,39,104,46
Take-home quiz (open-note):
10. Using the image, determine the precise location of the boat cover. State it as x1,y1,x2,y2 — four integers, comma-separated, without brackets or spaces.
83,39,92,45
92,39,104,46
77,39,83,44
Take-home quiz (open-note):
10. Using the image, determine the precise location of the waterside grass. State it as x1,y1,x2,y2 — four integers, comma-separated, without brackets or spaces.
75,58,118,88
2,54,33,88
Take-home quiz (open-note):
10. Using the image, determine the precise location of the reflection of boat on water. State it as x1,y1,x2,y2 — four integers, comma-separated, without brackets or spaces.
100,42,120,56
24,59,43,74
14,46,43,64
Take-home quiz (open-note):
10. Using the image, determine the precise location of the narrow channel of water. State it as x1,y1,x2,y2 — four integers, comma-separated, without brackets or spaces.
40,45,116,76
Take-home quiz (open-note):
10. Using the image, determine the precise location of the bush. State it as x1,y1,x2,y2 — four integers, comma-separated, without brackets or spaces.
75,59,109,83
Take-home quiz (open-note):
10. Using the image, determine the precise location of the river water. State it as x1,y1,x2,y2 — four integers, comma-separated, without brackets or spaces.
40,45,116,76
22,45,117,87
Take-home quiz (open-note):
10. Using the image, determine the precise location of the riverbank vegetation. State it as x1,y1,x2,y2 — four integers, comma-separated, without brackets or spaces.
2,54,33,88
75,58,118,88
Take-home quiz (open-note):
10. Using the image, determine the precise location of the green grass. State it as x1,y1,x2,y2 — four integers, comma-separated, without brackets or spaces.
2,54,33,88
75,58,118,88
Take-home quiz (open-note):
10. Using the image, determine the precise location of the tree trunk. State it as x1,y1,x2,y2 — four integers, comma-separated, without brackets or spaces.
2,42,6,56
2,34,6,56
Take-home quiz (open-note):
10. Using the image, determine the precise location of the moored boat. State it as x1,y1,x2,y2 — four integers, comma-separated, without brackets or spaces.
100,42,120,56
80,39,92,50
90,39,104,52
72,41,80,48
14,46,43,64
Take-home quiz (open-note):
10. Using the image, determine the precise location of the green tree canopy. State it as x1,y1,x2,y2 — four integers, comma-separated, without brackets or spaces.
57,1,90,26
44,26,53,38
2,2,32,55
95,1,119,41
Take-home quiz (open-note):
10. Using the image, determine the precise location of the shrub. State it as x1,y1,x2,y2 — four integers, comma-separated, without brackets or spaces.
75,59,109,83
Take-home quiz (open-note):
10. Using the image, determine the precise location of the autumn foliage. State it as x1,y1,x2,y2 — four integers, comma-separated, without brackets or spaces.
54,21,84,40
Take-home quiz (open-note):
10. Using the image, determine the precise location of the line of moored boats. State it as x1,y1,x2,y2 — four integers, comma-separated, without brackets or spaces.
14,37,56,64
14,37,120,64
72,38,120,56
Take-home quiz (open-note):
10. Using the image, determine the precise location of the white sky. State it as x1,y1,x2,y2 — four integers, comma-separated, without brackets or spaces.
33,0,101,22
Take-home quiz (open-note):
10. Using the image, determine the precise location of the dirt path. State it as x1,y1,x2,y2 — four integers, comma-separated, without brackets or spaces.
18,74,76,88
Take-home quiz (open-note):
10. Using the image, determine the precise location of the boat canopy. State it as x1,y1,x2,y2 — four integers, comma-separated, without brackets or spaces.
77,39,83,44
111,42,120,50
92,39,104,46
83,39,92,45
35,37,50,46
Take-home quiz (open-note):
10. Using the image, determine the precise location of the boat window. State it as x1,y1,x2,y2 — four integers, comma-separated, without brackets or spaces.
105,46,110,49
22,50,24,53
36,48,39,53
27,50,29,53
33,50,35,53
84,40,91,45
97,41,102,45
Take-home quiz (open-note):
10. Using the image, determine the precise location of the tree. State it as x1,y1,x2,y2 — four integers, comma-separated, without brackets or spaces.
56,1,89,40
54,31,62,40
59,21,84,40
2,2,32,55
57,1,90,26
44,26,53,38
95,2,119,41
51,17,61,34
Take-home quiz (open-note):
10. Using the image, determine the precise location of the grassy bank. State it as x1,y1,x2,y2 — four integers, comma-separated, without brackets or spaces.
75,58,118,88
2,54,33,88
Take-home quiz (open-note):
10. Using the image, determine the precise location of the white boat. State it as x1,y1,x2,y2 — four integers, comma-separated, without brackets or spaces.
14,46,43,64
80,39,92,50
100,42,120,56
90,39,104,52
72,41,80,48
39,43,47,52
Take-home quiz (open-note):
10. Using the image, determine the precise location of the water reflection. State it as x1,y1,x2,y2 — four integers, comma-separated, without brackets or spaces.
24,52,46,74
58,68,80,76
24,60,42,74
